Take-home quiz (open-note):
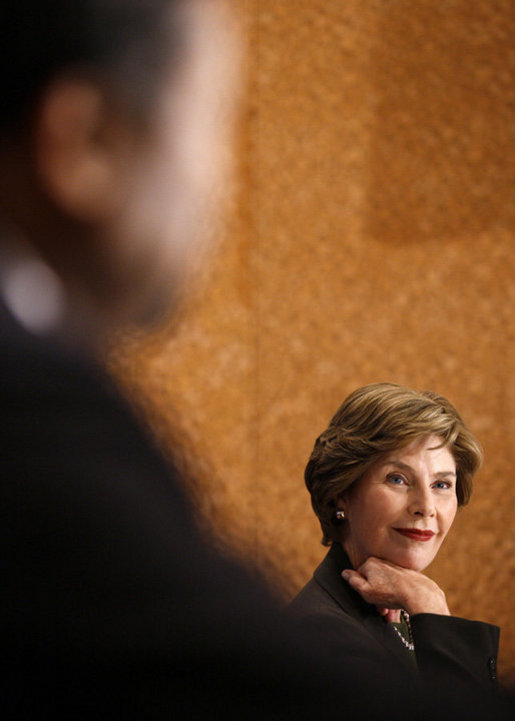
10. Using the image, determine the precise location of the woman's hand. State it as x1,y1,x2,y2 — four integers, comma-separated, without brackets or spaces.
341,556,451,617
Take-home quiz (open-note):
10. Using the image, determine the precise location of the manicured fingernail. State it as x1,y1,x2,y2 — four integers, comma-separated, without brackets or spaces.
341,570,350,580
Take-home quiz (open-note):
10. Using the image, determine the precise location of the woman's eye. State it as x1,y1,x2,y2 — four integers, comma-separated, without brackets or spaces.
433,480,453,490
387,474,405,485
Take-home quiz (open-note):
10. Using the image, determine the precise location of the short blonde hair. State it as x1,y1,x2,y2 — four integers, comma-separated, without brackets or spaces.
305,383,482,546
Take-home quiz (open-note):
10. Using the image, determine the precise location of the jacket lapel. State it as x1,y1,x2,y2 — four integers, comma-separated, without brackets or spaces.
313,544,417,676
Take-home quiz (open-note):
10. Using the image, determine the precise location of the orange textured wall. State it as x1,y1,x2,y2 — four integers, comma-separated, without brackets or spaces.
109,0,514,684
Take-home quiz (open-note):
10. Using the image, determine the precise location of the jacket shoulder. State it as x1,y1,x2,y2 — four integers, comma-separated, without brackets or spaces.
288,576,364,637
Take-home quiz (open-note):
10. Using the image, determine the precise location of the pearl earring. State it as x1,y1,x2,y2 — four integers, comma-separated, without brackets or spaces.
335,510,345,520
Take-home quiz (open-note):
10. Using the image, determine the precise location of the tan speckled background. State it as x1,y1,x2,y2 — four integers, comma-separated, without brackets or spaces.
109,0,515,684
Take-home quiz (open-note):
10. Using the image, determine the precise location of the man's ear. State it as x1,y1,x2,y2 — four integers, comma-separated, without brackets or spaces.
33,77,136,222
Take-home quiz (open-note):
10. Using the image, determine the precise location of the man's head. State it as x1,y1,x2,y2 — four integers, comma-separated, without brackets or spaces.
0,0,236,338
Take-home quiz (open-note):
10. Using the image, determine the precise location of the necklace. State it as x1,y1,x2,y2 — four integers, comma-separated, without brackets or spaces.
391,610,415,651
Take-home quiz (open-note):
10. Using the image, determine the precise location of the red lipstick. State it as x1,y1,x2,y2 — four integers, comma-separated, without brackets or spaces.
393,528,435,542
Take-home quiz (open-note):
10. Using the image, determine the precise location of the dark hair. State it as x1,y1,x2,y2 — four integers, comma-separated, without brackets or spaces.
0,0,183,132
305,383,483,545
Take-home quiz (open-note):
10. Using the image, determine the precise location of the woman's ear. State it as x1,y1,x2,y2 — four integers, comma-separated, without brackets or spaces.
335,495,347,512
33,77,136,222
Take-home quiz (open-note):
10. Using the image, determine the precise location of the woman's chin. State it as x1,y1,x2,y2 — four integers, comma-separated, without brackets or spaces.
386,549,432,573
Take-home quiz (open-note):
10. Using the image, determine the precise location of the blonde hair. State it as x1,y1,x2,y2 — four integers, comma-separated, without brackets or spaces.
305,383,482,546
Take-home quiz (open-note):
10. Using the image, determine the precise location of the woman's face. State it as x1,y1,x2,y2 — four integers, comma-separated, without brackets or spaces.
339,435,458,572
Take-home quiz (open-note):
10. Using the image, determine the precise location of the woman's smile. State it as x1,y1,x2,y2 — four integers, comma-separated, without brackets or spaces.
393,528,435,541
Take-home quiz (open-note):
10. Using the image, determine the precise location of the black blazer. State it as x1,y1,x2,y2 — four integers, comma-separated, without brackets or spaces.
289,543,500,692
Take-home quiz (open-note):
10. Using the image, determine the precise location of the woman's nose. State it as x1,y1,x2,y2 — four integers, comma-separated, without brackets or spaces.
409,488,435,517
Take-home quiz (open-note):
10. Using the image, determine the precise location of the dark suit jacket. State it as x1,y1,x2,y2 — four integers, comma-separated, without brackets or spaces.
289,543,500,692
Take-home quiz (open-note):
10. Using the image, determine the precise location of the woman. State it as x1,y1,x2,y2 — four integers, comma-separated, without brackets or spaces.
289,383,500,692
